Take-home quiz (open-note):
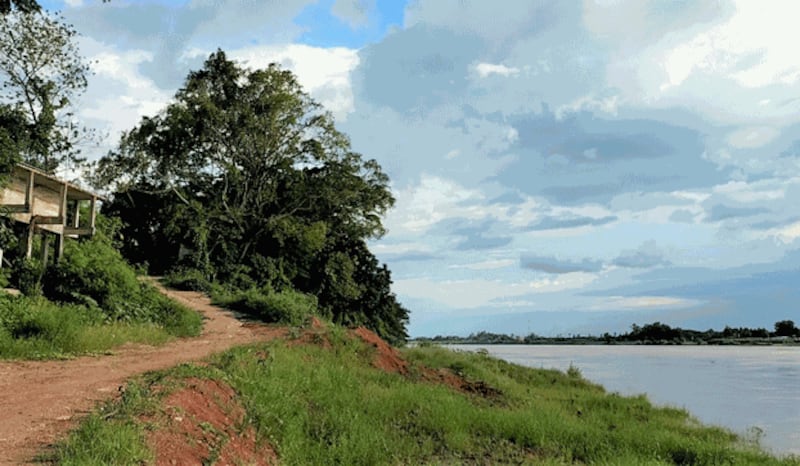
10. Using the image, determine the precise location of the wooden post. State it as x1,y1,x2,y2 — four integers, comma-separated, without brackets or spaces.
23,220,35,259
54,182,68,262
24,169,34,212
72,199,81,228
89,196,96,231
41,234,49,266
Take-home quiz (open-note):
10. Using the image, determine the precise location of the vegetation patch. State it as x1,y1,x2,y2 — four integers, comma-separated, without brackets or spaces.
210,285,318,327
53,326,798,465
0,226,202,359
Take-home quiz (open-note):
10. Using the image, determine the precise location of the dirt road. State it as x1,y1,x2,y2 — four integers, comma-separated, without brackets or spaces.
0,282,283,465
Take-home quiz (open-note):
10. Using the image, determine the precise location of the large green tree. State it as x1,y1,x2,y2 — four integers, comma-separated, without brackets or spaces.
0,8,91,172
96,51,408,342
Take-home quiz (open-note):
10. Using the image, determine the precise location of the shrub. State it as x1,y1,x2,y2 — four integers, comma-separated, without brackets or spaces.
163,268,212,293
41,233,201,337
212,286,317,326
11,258,44,297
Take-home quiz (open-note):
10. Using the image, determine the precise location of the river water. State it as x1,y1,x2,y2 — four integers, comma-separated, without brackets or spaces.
448,344,800,456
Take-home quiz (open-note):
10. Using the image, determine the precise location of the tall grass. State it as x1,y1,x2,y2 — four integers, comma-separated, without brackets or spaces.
165,268,319,326
0,294,178,359
50,380,156,465
210,286,318,326
53,327,799,465
0,222,202,359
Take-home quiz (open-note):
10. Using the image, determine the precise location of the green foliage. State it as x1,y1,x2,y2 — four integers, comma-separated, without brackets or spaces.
41,232,201,337
212,286,318,327
54,334,799,465
0,293,171,359
0,104,24,178
0,222,201,359
0,8,93,172
11,257,44,296
774,320,799,337
95,50,408,343
163,267,212,292
0,0,41,14
51,381,153,465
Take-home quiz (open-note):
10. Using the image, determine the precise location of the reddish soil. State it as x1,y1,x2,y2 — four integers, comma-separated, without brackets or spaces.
148,378,276,466
0,280,285,465
350,326,501,399
419,367,503,399
351,326,409,375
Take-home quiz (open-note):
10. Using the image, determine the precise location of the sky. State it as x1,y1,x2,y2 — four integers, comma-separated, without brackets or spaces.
33,0,800,337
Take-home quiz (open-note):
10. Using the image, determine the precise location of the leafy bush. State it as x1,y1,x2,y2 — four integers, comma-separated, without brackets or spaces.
212,286,317,326
11,258,44,297
163,268,212,293
41,232,201,337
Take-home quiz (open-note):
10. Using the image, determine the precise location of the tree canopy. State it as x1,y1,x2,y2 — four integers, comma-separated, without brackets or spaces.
0,0,39,14
0,7,91,173
95,51,409,343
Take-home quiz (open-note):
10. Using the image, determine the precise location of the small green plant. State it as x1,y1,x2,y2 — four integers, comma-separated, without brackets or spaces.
566,362,582,379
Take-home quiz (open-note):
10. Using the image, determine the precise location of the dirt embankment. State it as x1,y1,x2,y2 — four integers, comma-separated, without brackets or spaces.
0,282,285,466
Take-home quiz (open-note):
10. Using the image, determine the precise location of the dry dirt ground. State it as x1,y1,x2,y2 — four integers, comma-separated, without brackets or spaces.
0,281,286,465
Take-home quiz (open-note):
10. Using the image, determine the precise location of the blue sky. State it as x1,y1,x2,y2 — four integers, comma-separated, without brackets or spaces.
41,0,800,336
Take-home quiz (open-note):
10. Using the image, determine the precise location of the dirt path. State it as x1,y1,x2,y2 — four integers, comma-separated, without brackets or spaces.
0,281,285,465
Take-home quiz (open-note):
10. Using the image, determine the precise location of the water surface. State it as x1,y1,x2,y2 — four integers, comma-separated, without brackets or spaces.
450,345,800,456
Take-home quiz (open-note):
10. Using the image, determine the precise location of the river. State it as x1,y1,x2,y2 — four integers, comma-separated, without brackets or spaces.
448,344,800,456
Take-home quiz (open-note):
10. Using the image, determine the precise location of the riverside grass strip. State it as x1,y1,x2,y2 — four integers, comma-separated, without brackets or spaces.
53,324,799,466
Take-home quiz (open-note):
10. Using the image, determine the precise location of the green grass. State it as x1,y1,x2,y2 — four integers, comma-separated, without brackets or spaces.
210,285,318,326
49,380,157,465
0,290,201,359
52,328,800,465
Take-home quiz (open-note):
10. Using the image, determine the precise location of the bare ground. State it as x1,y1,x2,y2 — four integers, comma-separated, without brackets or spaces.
0,281,286,465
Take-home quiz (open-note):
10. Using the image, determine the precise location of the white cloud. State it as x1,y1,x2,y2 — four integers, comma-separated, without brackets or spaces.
588,296,701,311
384,174,488,233
371,242,433,256
393,278,531,309
473,63,520,78
556,94,620,118
228,44,360,120
768,221,800,244
394,272,598,309
600,0,800,127
726,126,780,149
527,272,598,292
75,39,173,161
450,259,516,270
712,180,785,203
64,0,83,7
658,1,800,90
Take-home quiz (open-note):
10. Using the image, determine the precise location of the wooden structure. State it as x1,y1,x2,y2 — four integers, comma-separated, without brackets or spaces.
0,163,105,263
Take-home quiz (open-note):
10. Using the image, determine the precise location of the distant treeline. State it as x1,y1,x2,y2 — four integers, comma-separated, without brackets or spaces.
415,320,800,345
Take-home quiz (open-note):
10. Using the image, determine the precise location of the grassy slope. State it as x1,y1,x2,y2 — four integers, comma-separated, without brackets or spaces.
52,324,799,466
